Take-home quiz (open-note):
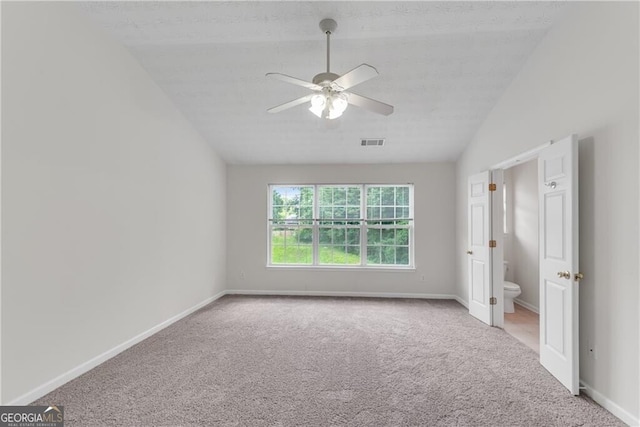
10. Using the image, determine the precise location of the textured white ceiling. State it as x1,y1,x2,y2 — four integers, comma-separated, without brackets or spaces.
78,2,569,164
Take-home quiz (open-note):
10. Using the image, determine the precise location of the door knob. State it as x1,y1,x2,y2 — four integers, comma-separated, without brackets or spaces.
466,250,473,255
557,271,571,279
574,272,584,282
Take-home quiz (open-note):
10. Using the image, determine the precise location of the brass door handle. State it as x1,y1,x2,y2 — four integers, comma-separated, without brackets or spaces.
574,272,584,282
466,250,473,255
557,271,571,279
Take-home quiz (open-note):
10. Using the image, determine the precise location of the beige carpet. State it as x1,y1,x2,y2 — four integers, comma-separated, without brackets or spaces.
35,295,623,426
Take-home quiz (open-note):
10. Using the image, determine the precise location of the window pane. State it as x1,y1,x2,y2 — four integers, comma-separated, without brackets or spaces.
381,246,395,264
331,228,346,245
334,188,347,205
319,187,332,205
382,207,395,219
396,228,409,246
300,187,314,206
296,228,313,244
396,187,409,205
367,228,381,244
347,207,360,219
272,206,286,222
347,228,360,245
345,246,360,264
347,188,360,206
367,246,380,264
381,228,395,243
367,187,381,206
319,228,332,244
271,230,286,263
299,206,313,219
396,247,409,265
381,187,395,205
367,207,380,219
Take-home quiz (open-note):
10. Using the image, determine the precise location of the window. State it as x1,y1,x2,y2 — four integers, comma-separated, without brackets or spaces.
269,184,414,268
270,186,314,264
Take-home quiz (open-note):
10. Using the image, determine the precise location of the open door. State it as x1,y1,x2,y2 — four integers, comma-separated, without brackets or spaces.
539,134,580,395
467,171,492,325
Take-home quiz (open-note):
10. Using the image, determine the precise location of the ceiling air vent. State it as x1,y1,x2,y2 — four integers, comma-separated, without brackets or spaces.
361,138,385,147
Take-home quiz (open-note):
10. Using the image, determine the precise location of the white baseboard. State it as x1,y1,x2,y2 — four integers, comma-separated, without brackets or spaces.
580,380,639,426
226,289,459,301
7,291,226,406
454,296,469,308
514,298,539,314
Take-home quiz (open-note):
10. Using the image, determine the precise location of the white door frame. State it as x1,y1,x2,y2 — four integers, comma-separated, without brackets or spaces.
490,169,504,328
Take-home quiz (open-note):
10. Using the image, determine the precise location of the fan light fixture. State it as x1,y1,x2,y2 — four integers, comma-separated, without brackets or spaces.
309,90,349,119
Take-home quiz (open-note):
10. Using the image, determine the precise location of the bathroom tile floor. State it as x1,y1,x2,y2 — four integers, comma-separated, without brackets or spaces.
504,303,540,353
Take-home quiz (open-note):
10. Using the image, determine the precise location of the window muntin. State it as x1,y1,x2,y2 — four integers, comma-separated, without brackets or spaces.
268,184,414,268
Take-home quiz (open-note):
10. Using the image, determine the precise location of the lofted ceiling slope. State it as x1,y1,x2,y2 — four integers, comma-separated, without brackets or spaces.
78,1,570,165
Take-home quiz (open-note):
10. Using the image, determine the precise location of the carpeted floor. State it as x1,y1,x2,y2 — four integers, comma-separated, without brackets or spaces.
36,295,623,426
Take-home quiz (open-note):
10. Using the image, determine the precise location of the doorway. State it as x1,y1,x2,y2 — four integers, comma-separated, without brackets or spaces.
501,159,540,353
467,134,581,395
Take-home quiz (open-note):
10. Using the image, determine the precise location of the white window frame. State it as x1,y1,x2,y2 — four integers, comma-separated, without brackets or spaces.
267,184,414,269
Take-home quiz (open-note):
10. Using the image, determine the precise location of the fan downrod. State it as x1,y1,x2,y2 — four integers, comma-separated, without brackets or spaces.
315,19,339,84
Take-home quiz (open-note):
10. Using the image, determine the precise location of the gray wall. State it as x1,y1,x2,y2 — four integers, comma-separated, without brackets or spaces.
510,160,539,311
1,3,227,403
227,163,456,296
455,3,638,421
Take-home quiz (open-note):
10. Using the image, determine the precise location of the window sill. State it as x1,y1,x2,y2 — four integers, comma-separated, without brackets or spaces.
265,265,416,272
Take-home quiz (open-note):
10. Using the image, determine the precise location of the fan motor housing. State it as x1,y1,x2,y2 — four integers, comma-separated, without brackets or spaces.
312,72,340,86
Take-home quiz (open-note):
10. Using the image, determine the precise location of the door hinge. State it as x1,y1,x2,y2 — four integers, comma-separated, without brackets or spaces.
490,297,497,305
489,240,497,248
489,183,497,191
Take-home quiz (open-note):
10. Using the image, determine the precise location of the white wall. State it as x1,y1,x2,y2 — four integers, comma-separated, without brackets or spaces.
502,169,515,282
510,160,539,311
1,3,227,403
455,2,639,422
227,163,456,296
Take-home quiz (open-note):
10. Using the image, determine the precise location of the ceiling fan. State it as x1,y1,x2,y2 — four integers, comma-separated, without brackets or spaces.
266,18,394,120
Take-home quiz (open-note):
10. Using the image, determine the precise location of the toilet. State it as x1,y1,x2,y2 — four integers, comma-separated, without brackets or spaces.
503,261,521,313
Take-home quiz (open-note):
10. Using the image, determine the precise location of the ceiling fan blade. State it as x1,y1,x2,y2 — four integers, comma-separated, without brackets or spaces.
266,73,322,91
267,94,314,114
346,92,394,116
332,64,379,91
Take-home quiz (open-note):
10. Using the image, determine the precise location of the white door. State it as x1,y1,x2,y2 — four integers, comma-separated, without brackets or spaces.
539,134,579,395
468,171,492,325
